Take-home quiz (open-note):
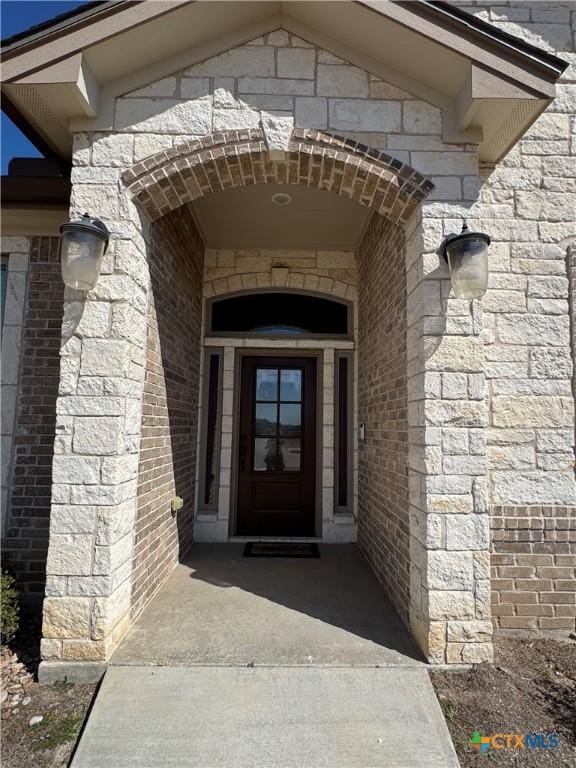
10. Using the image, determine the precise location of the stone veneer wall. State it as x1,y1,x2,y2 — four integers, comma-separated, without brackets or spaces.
2,237,63,603
356,215,410,623
131,206,204,618
452,1,576,637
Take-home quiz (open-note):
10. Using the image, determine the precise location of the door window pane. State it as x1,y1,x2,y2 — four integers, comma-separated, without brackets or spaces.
279,404,301,437
255,403,276,436
280,369,302,401
279,439,301,471
256,369,278,401
254,437,277,472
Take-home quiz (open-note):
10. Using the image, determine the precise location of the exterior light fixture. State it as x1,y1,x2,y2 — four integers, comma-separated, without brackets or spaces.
441,221,490,300
59,213,109,291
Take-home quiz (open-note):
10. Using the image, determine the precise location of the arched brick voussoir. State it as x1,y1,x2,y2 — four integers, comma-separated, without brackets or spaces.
122,128,434,226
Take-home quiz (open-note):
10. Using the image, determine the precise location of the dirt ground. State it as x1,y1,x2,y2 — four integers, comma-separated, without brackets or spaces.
431,637,576,767
2,679,96,768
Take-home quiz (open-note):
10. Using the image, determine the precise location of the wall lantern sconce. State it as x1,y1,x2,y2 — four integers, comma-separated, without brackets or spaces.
60,213,109,291
441,221,490,300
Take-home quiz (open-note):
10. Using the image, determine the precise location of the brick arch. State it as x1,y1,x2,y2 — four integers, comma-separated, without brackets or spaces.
122,128,434,226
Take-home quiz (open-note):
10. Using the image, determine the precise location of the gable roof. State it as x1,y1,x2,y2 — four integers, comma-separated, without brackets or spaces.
1,0,568,164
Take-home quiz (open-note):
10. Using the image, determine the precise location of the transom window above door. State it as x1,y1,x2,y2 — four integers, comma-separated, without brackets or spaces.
208,292,351,338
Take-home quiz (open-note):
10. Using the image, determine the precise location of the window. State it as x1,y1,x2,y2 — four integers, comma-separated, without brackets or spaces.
335,351,353,512
209,292,350,337
254,367,303,472
198,349,223,510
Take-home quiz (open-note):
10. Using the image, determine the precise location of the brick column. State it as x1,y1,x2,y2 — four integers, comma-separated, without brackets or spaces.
406,207,493,664
40,134,151,677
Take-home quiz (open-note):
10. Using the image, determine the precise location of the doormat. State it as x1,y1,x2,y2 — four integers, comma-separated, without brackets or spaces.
243,542,320,558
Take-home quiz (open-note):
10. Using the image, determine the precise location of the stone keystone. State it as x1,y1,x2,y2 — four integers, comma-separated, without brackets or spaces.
261,112,294,153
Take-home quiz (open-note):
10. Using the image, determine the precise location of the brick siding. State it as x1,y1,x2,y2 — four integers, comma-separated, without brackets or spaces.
491,505,576,635
131,206,204,618
356,214,410,623
3,237,63,603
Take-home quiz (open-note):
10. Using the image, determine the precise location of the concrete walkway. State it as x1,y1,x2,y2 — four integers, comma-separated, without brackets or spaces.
112,544,422,667
72,666,459,768
72,545,459,767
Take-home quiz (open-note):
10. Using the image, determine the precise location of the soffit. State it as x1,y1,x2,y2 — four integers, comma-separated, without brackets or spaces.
1,0,567,164
190,183,372,251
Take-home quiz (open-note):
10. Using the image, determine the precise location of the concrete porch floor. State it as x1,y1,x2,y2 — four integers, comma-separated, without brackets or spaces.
112,544,423,667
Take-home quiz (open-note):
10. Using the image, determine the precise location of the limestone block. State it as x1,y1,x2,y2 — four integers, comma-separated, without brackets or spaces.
52,456,100,485
239,93,294,111
482,290,526,313
428,590,475,620
101,454,139,485
134,134,173,162
91,579,131,640
445,514,489,551
530,348,573,380
184,47,275,77
443,455,486,476
473,552,490,581
46,534,93,576
527,298,569,315
57,396,124,416
536,430,574,454
524,113,570,141
527,276,569,299
96,500,136,546
72,133,90,166
517,191,576,222
51,505,97,534
497,314,569,346
442,373,468,400
80,339,130,377
404,101,441,134
488,445,535,471
329,99,401,132
442,429,469,455
427,551,474,590
446,642,493,664
261,113,294,150
73,416,122,455
410,152,477,176
426,336,483,373
426,401,484,428
492,396,573,428
295,97,328,129
71,184,118,220
277,48,315,79
126,77,177,98
92,134,134,167
92,531,133,575
446,620,492,643
62,640,107,662
317,65,369,97
43,597,91,639
238,77,314,96
40,639,63,661
77,302,111,338
213,108,260,131
115,98,212,134
492,470,576,505
267,30,290,47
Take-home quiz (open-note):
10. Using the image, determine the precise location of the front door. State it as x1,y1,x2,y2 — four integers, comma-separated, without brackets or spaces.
236,356,317,537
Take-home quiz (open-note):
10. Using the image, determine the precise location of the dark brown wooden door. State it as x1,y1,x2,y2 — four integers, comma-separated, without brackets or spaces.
236,356,317,537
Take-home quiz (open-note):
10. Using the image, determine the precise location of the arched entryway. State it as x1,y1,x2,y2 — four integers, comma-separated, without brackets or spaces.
44,127,467,676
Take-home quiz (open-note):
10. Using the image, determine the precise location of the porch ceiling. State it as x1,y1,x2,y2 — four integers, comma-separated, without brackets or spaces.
1,1,567,164
190,183,371,251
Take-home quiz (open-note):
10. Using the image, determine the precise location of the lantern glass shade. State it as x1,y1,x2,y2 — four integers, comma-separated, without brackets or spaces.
60,215,109,291
445,229,489,300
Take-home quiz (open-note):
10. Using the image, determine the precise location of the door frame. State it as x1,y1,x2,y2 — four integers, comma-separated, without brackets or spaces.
230,348,324,540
